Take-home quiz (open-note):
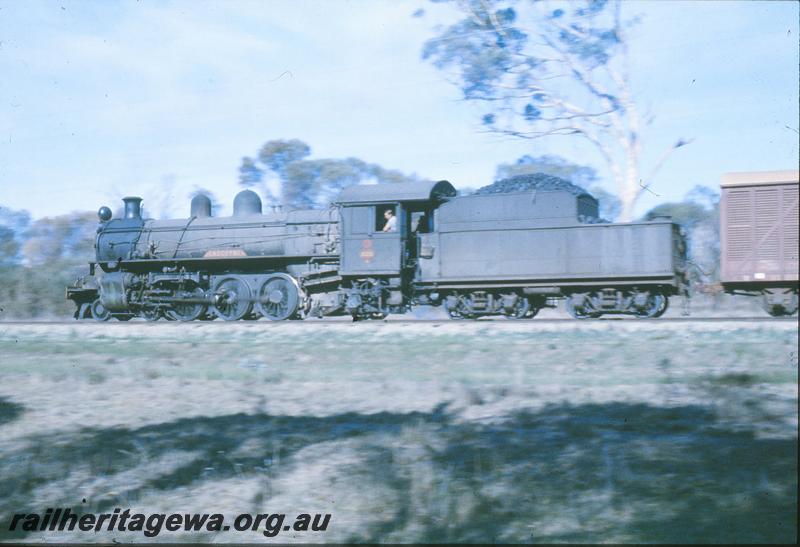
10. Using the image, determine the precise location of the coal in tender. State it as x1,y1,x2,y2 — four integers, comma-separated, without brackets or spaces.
475,173,589,196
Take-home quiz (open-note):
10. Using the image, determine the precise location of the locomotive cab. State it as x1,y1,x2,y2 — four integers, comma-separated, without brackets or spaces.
335,180,456,319
336,180,456,277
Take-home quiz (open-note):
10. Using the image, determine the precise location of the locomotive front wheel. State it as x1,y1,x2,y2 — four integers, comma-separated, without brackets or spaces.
213,276,252,321
256,274,300,321
77,302,92,320
90,298,111,322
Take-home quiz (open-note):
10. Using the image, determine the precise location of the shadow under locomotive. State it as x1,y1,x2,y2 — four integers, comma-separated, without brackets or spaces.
67,179,707,322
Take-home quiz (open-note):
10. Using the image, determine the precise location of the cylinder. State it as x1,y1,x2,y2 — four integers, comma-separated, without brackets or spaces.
190,194,212,218
233,190,262,216
123,197,143,219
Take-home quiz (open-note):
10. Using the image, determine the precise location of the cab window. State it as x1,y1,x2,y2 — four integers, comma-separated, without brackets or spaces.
348,207,371,235
375,205,398,232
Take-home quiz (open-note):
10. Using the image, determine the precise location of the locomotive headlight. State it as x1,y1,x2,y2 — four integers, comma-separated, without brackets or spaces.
98,206,112,222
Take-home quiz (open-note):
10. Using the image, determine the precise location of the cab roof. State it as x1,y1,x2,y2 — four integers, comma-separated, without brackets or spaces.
336,180,457,204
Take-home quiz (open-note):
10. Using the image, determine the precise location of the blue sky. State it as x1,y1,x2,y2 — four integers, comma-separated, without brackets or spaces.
1,0,797,219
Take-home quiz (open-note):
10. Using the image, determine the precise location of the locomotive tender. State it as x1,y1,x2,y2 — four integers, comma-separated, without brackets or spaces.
67,180,689,321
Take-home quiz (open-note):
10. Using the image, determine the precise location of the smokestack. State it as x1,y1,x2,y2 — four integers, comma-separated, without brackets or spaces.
123,196,143,219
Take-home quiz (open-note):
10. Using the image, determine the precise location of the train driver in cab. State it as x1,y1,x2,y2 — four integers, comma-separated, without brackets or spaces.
382,208,397,232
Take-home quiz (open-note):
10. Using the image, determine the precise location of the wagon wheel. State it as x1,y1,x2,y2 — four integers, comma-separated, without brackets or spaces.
761,290,798,317
166,286,207,321
90,298,111,322
634,294,667,319
213,276,252,321
506,296,531,319
256,274,300,321
140,306,162,321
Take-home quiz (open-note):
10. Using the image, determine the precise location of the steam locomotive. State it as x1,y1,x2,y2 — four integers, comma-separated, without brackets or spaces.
67,180,692,321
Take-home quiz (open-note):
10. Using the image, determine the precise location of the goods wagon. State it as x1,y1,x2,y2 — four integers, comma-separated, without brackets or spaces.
720,170,799,316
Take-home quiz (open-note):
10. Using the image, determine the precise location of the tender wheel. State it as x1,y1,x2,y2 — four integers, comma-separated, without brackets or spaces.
444,295,475,319
256,273,300,321
213,276,252,321
90,298,111,322
565,296,599,319
634,294,667,319
652,295,669,318
506,296,530,319
444,295,461,319
166,286,207,321
525,302,541,319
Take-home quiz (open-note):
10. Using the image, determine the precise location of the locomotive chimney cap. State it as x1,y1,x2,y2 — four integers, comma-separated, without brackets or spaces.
122,196,143,219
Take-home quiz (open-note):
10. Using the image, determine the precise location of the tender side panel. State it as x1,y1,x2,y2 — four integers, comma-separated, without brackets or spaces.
418,222,679,284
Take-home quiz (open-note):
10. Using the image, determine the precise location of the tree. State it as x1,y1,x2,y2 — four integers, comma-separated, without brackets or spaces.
0,205,31,265
0,226,19,266
0,207,97,319
494,154,621,220
238,139,425,209
642,185,720,282
21,212,96,267
420,0,690,221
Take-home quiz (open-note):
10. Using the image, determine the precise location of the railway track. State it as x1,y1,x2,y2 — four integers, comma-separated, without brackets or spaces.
0,316,797,325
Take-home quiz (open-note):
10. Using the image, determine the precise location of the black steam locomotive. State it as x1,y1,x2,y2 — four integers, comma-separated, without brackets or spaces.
67,180,690,321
